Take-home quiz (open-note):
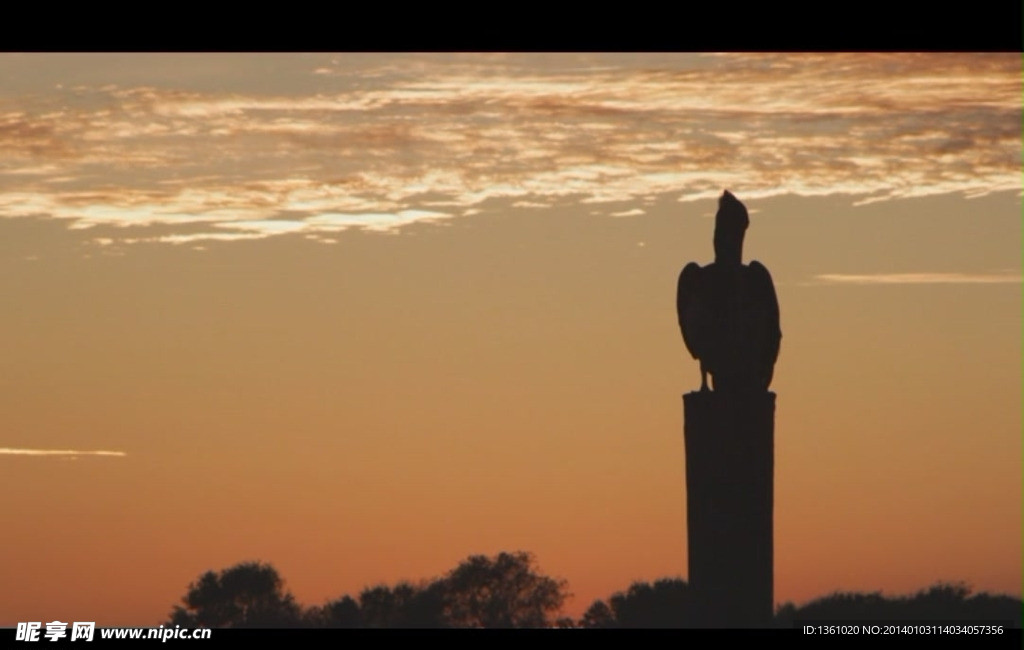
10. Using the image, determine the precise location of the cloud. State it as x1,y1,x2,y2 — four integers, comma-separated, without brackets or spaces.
0,53,1018,245
813,272,1023,285
303,209,451,232
0,447,127,457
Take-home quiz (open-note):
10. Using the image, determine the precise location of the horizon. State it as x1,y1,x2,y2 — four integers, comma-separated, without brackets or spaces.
0,53,1020,625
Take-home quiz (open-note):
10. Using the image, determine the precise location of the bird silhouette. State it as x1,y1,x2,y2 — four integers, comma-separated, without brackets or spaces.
677,191,781,394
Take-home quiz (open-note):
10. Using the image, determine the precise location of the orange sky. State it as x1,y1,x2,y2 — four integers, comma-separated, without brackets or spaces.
0,53,1020,624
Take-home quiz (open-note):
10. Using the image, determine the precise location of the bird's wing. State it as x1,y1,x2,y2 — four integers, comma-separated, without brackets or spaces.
677,262,704,360
748,260,782,381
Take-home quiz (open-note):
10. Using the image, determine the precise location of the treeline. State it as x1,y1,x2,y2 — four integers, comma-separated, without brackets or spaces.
169,552,569,628
166,551,1022,628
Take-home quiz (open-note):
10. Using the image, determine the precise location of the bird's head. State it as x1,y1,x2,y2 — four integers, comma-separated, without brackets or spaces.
714,190,748,265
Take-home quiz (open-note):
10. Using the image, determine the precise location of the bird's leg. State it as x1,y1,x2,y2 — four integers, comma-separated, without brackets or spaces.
700,362,709,392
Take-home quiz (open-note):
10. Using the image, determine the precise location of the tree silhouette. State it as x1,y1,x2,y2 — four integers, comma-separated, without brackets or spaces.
168,562,301,628
580,578,693,628
774,582,1023,627
166,556,1022,628
302,595,361,628
439,551,568,628
358,581,446,628
579,600,614,628
302,551,568,628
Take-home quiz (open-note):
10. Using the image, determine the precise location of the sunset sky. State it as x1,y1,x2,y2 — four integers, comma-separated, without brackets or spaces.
0,53,1020,625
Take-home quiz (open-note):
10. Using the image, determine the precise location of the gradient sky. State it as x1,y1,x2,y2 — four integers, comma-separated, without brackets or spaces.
0,53,1020,625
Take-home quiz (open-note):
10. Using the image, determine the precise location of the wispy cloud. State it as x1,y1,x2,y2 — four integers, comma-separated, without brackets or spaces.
813,272,1023,285
0,447,127,457
0,53,1018,244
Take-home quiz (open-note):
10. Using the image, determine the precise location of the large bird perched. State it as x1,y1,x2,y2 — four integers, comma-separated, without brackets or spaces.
677,191,781,394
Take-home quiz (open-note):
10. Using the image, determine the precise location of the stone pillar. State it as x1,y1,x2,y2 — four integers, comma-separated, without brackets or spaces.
683,390,774,627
